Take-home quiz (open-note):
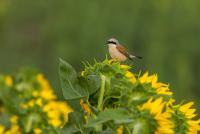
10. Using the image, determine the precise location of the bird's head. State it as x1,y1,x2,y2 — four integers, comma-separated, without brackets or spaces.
107,38,119,45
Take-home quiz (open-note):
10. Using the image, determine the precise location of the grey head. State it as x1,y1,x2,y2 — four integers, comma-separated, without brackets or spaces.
107,38,119,45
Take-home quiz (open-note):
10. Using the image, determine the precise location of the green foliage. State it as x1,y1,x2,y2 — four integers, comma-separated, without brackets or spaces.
59,59,89,99
87,108,131,127
59,59,165,133
59,59,200,133
0,69,72,133
59,58,101,100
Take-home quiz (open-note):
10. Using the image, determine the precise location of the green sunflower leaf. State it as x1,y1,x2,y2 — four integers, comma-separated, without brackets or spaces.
78,74,101,95
59,59,89,100
60,111,86,134
87,108,132,127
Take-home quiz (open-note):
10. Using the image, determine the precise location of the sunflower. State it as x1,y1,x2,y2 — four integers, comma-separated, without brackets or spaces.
116,125,123,134
171,102,200,134
120,64,137,84
139,72,173,96
4,75,13,87
139,97,174,134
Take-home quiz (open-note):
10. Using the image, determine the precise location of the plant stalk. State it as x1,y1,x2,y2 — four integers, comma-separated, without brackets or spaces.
97,74,106,111
96,74,106,131
25,116,33,133
105,77,111,95
132,124,141,134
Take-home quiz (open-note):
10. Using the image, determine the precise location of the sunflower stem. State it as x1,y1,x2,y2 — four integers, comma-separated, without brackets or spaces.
25,115,33,133
96,74,106,131
105,77,111,95
97,74,106,111
132,123,141,134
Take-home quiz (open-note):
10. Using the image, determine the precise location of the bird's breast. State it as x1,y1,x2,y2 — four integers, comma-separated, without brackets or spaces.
108,44,127,61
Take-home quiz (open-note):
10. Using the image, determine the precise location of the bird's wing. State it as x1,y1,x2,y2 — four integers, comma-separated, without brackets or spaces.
117,44,142,60
116,45,130,57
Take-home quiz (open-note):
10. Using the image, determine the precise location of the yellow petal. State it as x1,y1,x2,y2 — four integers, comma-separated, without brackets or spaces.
5,75,13,87
120,65,131,70
10,116,18,124
34,128,42,134
116,125,123,134
139,72,149,83
179,102,194,113
0,125,5,134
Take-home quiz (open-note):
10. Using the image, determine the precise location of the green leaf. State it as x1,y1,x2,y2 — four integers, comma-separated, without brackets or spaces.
0,113,10,127
58,124,79,134
130,119,150,134
59,59,88,100
66,99,82,111
60,111,85,134
87,108,131,127
23,113,42,133
99,129,115,134
86,74,101,94
79,74,101,95
42,126,57,134
0,85,23,114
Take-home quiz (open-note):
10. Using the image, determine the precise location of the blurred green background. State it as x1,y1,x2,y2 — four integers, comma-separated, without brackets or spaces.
0,1,199,110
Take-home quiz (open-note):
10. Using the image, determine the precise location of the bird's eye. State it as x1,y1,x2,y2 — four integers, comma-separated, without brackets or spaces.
107,41,117,44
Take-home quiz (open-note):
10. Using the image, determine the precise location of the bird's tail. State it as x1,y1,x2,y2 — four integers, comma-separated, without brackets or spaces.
129,55,142,60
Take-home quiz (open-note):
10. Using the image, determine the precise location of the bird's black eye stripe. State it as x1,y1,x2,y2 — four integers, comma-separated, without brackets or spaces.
107,41,117,44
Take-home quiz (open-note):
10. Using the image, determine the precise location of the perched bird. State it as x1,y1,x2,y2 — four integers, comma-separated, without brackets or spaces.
107,38,142,62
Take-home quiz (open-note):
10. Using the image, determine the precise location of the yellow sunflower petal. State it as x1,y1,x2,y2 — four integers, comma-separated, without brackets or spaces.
179,102,194,113
139,72,149,83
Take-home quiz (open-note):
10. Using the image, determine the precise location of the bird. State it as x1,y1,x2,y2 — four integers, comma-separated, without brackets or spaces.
107,38,142,62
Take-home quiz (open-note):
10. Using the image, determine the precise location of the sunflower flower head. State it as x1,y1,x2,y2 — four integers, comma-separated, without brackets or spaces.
4,75,13,87
116,125,123,134
34,128,42,134
0,71,73,134
139,72,173,96
0,125,5,134
139,97,174,134
172,102,200,134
